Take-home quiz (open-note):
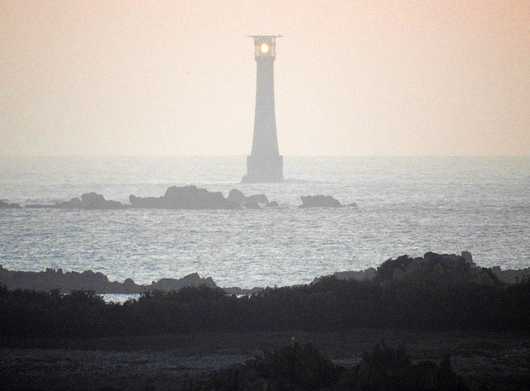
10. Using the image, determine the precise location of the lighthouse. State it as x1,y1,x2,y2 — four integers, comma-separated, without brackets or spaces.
242,35,283,183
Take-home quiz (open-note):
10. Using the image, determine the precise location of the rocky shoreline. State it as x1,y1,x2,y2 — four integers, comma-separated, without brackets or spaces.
2,252,529,295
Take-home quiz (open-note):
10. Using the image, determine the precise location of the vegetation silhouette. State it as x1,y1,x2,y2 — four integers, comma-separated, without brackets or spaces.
1,273,529,340
189,342,469,391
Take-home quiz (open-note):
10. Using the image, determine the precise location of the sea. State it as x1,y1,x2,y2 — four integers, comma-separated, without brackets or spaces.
1,156,529,289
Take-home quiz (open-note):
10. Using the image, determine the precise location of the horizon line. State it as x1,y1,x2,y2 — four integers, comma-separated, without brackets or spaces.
1,154,529,159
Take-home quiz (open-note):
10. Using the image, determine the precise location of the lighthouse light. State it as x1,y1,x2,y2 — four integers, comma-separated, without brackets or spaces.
260,43,270,54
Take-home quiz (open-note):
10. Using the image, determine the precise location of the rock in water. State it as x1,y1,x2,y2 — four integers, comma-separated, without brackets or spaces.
130,185,238,209
27,193,124,209
80,192,124,209
0,200,21,209
129,186,275,210
227,189,246,204
228,189,271,208
299,195,343,208
245,193,269,205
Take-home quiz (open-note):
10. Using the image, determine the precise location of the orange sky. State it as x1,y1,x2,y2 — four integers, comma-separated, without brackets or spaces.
1,0,529,156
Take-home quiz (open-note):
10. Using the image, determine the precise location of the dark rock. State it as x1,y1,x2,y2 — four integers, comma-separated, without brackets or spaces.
227,189,246,204
227,189,270,208
55,197,82,209
312,268,377,285
267,201,279,207
245,194,269,205
377,251,500,286
23,186,274,210
0,265,218,294
80,192,124,209
150,273,217,291
299,195,343,208
0,200,21,209
130,185,238,209
27,193,124,209
332,268,377,282
316,251,528,287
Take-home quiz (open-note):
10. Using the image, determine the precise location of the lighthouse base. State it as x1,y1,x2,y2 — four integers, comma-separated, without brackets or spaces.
242,155,284,183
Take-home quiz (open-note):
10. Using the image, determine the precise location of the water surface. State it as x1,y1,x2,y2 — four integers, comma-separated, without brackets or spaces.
1,157,529,288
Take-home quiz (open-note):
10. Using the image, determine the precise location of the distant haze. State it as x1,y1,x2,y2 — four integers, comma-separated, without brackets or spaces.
1,1,529,157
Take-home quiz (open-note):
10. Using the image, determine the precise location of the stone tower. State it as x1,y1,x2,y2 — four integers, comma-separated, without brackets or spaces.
242,35,283,183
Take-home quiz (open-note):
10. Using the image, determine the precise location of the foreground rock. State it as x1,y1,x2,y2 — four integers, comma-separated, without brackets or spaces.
2,251,528,296
299,195,343,208
376,251,500,286
0,200,21,209
331,268,377,282
27,192,125,209
150,273,217,291
316,251,530,286
0,265,217,294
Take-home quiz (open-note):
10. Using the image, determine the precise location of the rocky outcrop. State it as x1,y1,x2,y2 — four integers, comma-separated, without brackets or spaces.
3,251,527,296
299,195,343,208
312,268,377,285
0,200,21,209
0,266,136,293
245,193,269,205
27,193,124,210
228,189,271,208
376,251,500,286
7,186,281,210
150,273,217,291
130,185,237,209
315,251,530,287
130,186,275,210
0,265,218,294
227,189,246,204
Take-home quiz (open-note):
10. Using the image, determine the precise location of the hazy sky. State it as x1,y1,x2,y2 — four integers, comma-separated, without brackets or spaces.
1,0,529,156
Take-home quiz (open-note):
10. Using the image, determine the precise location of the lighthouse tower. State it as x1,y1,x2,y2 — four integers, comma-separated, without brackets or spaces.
242,35,283,183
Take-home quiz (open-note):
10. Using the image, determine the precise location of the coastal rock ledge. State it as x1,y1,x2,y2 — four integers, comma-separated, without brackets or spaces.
315,251,530,286
0,265,217,294
2,251,529,296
